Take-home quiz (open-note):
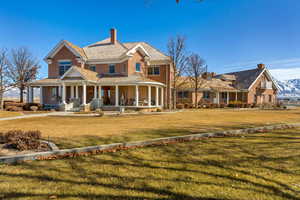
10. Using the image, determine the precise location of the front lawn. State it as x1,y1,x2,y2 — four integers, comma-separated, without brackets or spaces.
0,109,300,148
0,111,23,118
0,128,299,199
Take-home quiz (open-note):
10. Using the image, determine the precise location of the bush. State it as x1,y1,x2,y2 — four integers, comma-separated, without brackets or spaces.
30,106,38,111
6,106,23,112
0,130,42,151
156,108,162,112
176,104,184,109
23,103,42,111
95,108,104,117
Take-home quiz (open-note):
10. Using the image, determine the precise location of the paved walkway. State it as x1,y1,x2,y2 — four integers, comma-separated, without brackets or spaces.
0,111,178,121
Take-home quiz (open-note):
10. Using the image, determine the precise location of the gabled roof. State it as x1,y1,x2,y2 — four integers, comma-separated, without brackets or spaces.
216,67,279,91
45,40,87,61
177,77,238,92
61,66,99,82
216,68,264,90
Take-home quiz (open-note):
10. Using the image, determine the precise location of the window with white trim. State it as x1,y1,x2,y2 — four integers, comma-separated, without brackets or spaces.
148,66,160,75
136,63,141,72
58,61,72,76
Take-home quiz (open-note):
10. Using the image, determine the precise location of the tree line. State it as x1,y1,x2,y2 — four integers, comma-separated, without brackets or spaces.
167,35,207,109
0,47,39,109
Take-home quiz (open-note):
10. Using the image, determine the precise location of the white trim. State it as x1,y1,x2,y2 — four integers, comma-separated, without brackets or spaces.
86,57,129,64
44,40,84,62
126,44,150,57
61,66,87,80
248,68,280,91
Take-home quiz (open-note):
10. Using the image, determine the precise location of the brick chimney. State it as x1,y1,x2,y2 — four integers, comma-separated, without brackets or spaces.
110,28,117,44
257,63,265,70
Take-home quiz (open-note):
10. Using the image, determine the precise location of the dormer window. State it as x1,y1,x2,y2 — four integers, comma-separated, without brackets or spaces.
109,64,115,74
58,60,72,76
136,63,141,72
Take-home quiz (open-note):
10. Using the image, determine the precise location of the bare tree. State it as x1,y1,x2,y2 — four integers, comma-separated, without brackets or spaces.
7,47,39,102
186,53,206,108
167,35,188,109
0,48,12,109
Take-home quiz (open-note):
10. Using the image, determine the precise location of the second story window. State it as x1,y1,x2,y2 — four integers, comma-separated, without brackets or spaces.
58,60,72,76
89,66,96,72
109,64,115,74
136,63,141,72
148,66,160,75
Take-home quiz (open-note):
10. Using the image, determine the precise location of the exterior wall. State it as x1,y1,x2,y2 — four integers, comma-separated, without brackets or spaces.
43,86,59,105
247,72,277,104
48,46,81,78
128,51,147,75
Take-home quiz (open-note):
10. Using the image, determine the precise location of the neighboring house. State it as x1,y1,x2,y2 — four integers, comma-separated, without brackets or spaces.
177,64,279,106
29,29,173,111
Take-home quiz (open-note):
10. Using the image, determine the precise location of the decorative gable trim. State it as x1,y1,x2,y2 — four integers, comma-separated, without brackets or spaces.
44,40,84,63
248,68,280,91
126,44,150,57
61,66,87,80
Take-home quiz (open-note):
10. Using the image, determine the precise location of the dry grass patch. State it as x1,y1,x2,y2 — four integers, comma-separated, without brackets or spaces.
0,109,299,148
0,111,23,118
0,128,300,199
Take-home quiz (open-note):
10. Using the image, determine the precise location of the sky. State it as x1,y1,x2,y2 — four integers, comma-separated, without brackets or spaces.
0,0,300,81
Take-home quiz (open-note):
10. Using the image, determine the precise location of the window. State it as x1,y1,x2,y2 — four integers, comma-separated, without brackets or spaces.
58,61,72,76
203,91,210,99
178,91,188,98
109,64,115,73
136,63,141,72
122,64,126,73
51,87,57,97
89,66,96,72
221,92,227,99
148,66,160,75
269,95,272,102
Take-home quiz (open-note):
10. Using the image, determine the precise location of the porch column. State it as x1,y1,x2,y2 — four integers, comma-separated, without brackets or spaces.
75,85,79,99
161,87,164,107
115,85,119,107
70,86,74,99
26,87,30,103
148,85,151,107
62,83,66,104
58,85,61,97
98,86,102,100
227,92,229,104
135,85,139,107
216,92,220,105
82,83,86,105
93,85,97,99
155,86,159,107
235,92,238,101
30,87,34,103
39,86,43,105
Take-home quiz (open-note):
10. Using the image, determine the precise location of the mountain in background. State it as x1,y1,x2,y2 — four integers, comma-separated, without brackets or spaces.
276,79,300,98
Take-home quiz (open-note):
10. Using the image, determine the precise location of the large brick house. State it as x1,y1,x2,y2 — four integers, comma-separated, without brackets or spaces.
177,64,279,106
29,29,173,111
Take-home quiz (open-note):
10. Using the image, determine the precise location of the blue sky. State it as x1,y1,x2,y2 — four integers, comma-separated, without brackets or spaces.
0,0,300,80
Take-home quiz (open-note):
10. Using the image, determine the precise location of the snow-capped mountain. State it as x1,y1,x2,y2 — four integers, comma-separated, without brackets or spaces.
276,79,300,98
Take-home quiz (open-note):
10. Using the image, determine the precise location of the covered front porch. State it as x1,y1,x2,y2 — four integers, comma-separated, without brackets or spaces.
28,82,165,111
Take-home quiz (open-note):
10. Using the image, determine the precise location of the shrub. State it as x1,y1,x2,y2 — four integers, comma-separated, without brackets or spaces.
176,104,184,109
6,106,23,112
156,108,162,112
30,106,38,112
95,108,104,117
23,103,42,111
0,130,42,151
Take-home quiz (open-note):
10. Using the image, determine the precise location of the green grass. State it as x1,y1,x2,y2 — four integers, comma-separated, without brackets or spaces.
1,128,300,199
